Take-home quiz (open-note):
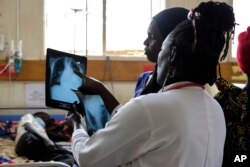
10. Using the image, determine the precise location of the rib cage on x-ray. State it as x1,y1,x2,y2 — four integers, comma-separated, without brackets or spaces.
48,54,110,135
76,92,111,136
49,56,84,104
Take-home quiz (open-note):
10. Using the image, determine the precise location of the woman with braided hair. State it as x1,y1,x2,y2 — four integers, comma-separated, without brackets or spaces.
68,1,235,167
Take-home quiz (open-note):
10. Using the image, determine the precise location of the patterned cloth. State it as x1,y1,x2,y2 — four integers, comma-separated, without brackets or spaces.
214,78,250,166
0,138,32,164
0,121,18,140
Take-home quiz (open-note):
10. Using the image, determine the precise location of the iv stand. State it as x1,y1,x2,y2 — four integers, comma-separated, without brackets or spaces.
71,0,88,56
85,0,88,57
71,8,83,54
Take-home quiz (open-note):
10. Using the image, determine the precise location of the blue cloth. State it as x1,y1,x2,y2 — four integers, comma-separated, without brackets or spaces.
0,156,14,164
0,120,12,137
134,71,153,97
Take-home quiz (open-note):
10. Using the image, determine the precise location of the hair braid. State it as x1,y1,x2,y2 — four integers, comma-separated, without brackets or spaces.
170,1,235,86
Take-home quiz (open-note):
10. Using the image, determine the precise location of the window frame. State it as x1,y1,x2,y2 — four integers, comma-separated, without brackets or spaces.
44,0,164,59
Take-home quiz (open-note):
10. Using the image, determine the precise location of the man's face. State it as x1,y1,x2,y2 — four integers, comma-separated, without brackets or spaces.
143,20,164,63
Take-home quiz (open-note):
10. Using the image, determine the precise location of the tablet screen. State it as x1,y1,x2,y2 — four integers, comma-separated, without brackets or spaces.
45,48,110,135
46,48,87,109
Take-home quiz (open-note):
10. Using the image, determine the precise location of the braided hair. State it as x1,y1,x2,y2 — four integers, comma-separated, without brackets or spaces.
166,1,235,86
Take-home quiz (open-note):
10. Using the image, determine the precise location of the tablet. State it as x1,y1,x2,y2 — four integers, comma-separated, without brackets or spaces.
45,48,110,135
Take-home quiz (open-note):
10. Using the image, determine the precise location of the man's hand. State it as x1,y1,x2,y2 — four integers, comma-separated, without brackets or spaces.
66,104,86,131
73,70,120,115
73,69,104,94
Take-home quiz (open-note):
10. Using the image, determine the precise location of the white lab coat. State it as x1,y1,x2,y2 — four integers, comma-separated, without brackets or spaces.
72,81,226,167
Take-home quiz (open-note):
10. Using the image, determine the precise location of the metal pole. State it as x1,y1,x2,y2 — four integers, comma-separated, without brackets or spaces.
103,0,106,56
85,0,88,56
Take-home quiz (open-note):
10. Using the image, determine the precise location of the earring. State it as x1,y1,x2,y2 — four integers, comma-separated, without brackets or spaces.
166,66,174,79
161,65,174,91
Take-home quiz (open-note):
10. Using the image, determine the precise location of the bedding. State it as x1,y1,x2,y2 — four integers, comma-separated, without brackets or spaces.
0,137,33,164
0,120,73,167
0,120,18,140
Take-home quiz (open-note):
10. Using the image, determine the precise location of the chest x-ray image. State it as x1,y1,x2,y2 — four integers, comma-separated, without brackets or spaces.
49,56,84,104
72,90,111,136
46,48,110,135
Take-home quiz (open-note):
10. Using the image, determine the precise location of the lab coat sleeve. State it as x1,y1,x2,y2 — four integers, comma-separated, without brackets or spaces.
71,98,152,167
110,104,123,117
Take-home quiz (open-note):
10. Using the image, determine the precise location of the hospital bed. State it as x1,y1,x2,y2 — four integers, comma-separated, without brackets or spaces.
0,108,72,167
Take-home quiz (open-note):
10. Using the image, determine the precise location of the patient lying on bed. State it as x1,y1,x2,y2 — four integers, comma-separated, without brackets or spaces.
14,112,74,167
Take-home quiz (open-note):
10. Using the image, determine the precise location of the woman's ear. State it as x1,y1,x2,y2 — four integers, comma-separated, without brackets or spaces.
168,45,179,80
169,46,177,64
161,45,178,87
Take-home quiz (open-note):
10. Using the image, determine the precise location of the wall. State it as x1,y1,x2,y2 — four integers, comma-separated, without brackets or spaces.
0,0,233,116
0,0,44,60
0,81,135,117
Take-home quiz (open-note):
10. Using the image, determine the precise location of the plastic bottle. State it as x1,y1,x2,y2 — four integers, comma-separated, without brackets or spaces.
15,40,23,73
8,40,15,73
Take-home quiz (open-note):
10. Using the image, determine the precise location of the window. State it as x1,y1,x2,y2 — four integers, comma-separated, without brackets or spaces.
232,0,250,58
45,0,163,57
